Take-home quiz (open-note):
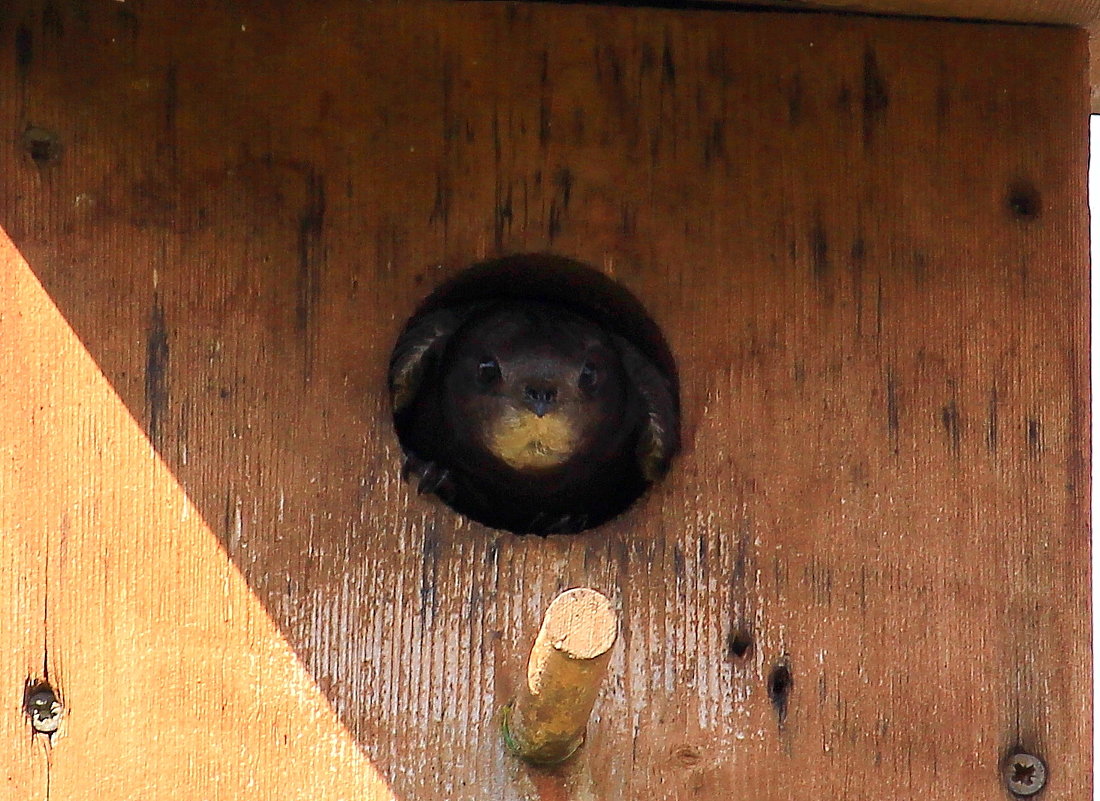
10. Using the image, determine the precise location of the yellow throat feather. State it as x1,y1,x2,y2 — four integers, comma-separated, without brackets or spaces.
489,409,577,470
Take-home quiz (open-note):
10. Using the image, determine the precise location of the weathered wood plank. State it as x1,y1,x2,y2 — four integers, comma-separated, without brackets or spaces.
703,0,1098,24
0,2,1088,799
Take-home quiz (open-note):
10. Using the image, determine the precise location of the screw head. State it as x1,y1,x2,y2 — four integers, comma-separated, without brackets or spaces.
1004,753,1046,796
21,126,62,166
26,688,62,734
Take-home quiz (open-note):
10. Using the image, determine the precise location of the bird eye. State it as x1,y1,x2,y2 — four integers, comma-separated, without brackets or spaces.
477,357,502,387
578,361,599,393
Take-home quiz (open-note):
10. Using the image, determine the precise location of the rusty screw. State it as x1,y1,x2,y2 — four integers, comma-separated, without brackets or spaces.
21,126,62,166
1004,753,1046,797
25,686,62,734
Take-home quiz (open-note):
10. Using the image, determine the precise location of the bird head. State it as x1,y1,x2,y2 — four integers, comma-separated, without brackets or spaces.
442,303,627,473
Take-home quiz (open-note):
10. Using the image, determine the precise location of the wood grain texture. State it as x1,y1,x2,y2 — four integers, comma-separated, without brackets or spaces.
705,0,1099,24
704,0,1100,111
0,2,1089,800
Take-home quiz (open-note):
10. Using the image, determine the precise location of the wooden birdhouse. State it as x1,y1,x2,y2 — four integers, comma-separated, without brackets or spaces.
0,1,1090,799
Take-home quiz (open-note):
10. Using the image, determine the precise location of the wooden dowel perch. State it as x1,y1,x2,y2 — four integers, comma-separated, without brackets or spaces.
502,587,618,765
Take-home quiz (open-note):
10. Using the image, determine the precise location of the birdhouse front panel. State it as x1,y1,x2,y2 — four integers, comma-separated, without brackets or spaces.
0,2,1088,799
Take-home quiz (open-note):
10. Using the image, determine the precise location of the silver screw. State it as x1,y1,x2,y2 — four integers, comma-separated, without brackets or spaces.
26,688,62,734
1005,753,1046,796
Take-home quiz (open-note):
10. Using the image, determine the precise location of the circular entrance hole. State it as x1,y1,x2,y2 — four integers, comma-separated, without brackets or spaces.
389,254,679,534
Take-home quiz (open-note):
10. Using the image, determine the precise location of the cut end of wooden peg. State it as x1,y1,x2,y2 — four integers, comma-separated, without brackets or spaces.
505,587,618,765
541,587,618,660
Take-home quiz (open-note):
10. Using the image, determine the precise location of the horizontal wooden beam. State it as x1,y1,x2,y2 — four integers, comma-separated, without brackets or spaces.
704,0,1098,25
705,0,1100,109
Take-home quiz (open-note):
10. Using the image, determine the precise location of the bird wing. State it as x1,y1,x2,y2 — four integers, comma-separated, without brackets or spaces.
388,306,468,413
614,335,680,482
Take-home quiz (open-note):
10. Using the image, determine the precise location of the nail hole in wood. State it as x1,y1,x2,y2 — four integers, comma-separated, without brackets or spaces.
767,660,793,724
727,627,753,659
1006,182,1041,220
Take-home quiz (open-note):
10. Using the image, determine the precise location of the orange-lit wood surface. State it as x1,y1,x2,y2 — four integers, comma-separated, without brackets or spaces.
0,3,1089,799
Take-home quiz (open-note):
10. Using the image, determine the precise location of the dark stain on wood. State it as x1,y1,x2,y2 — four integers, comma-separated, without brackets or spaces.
114,2,139,46
145,297,170,447
431,171,451,229
874,275,885,336
296,170,325,345
672,543,687,603
661,34,676,85
539,50,552,147
986,384,1000,453
793,359,807,387
420,523,441,621
1007,181,1042,220
640,40,655,76
547,167,572,240
619,201,637,236
909,250,929,284
41,0,62,39
555,168,573,211
836,81,852,114
861,46,889,149
496,180,514,247
15,22,31,77
1026,417,1043,458
702,118,725,165
595,43,625,96
731,532,747,590
849,234,866,262
222,489,235,547
728,525,758,664
810,214,828,280
941,398,961,456
768,660,793,728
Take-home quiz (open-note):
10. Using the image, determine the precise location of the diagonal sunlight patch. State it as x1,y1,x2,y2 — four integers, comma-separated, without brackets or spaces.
0,232,395,799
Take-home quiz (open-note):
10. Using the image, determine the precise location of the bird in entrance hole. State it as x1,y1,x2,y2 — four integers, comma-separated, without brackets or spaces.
389,300,679,534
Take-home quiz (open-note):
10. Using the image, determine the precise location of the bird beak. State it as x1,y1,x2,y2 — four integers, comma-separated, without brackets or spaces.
528,399,553,418
523,385,558,417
